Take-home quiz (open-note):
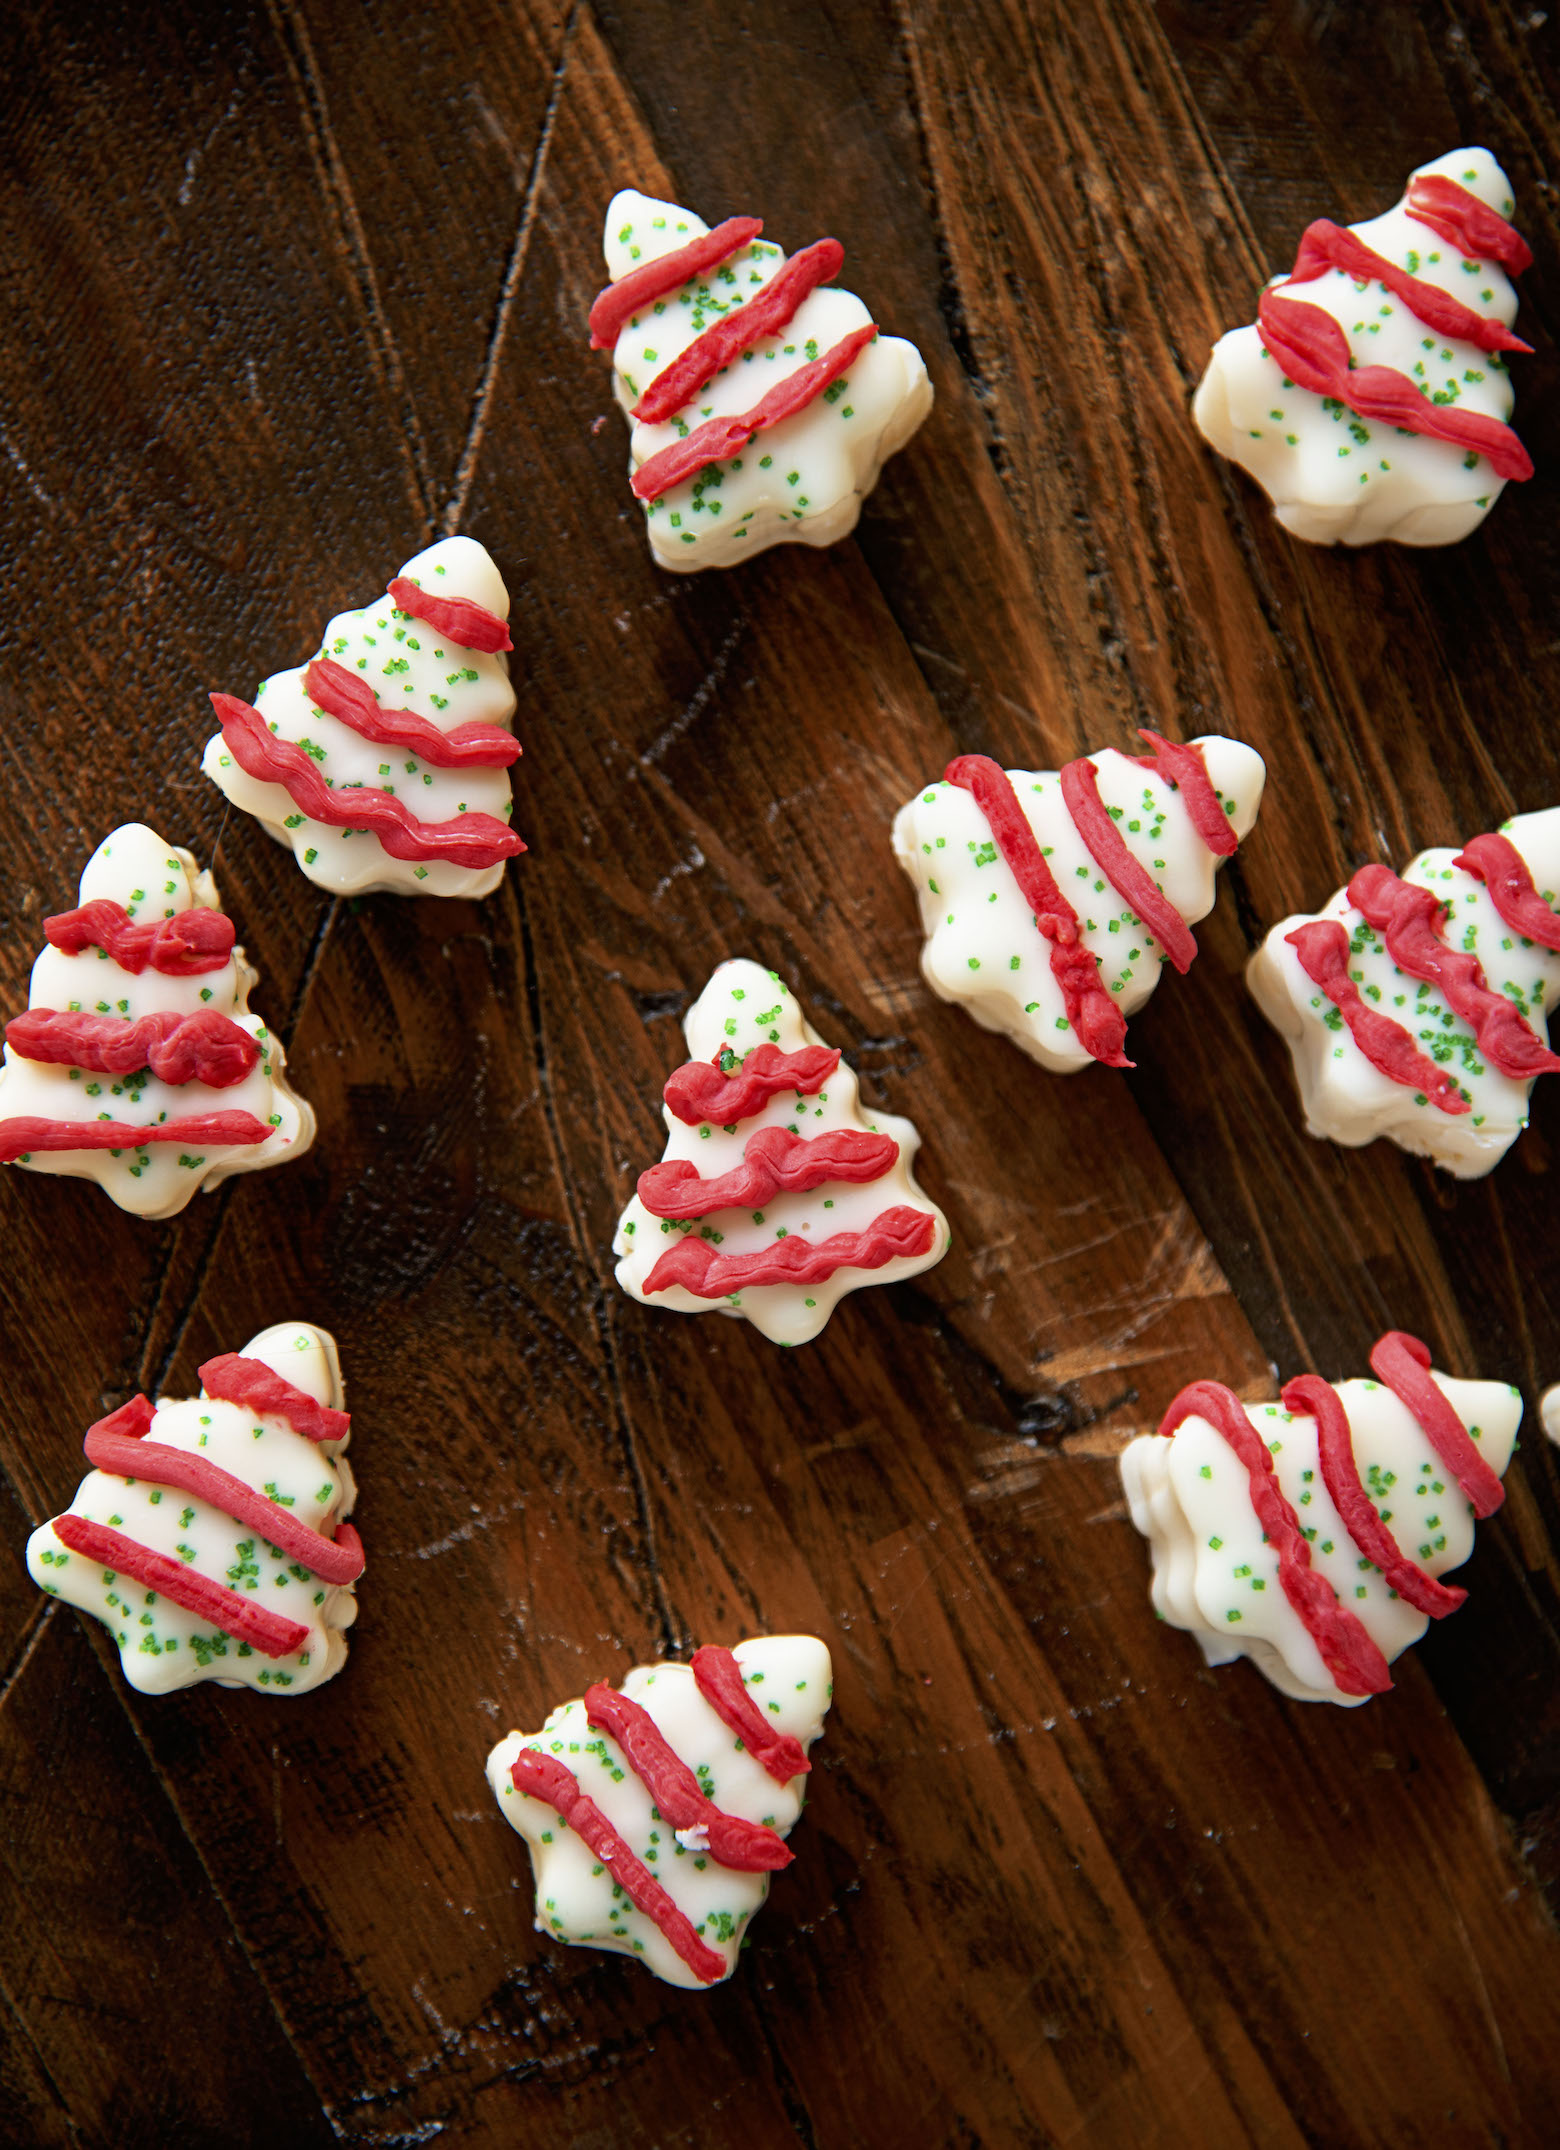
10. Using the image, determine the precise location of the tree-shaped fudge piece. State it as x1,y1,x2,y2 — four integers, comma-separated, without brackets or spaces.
203,536,524,898
486,1636,831,1989
28,1322,362,1697
613,960,949,1345
592,189,932,571
1121,1333,1520,1706
1248,805,1560,1177
893,733,1265,1072
0,822,313,1218
1194,146,1533,546
1543,1387,1559,1447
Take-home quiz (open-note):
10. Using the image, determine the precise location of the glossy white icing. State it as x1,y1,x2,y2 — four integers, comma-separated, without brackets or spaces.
1542,1386,1559,1447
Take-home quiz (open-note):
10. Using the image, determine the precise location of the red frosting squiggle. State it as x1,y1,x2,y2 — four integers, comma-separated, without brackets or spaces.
0,1112,272,1164
44,901,234,976
1288,218,1529,356
632,238,846,422
211,694,526,867
1156,1380,1393,1697
583,1683,792,1871
644,1204,936,1299
304,658,519,768
639,1125,896,1219
664,1043,839,1128
1369,1330,1505,1518
7,1008,260,1088
1348,864,1560,1082
589,217,765,351
1406,173,1533,275
510,1749,728,1985
385,578,513,655
1128,732,1237,857
691,1644,811,1783
198,1353,350,1445
1060,758,1197,974
1285,920,1469,1115
1454,831,1560,953
50,1513,310,1659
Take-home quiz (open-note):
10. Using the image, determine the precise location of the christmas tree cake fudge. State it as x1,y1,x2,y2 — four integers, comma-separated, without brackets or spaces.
204,536,525,898
1543,1387,1559,1446
28,1322,362,1697
1193,146,1533,546
0,822,313,1218
1121,1331,1519,1706
893,733,1264,1072
486,1636,831,1989
1248,806,1560,1177
592,188,932,570
613,959,949,1345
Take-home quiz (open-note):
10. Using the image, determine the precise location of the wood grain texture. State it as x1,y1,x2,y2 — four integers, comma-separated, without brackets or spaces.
1,0,1559,2143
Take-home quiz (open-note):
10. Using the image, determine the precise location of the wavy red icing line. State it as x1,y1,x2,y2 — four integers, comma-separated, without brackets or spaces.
510,1749,728,1985
44,900,235,976
583,1683,792,1872
304,658,519,769
1454,831,1560,953
590,215,765,351
1060,758,1198,974
639,1125,897,1220
1280,1373,1466,1620
82,1396,363,1587
1370,1330,1505,1518
644,1203,935,1299
1156,1379,1393,1697
1348,864,1560,1083
7,1008,260,1088
1406,173,1533,275
631,324,878,502
1127,730,1238,857
664,1043,839,1129
1285,919,1469,1115
1287,218,1530,356
632,237,846,423
199,1353,350,1445
691,1644,811,1784
1255,288,1532,481
50,1513,310,1660
385,577,512,655
212,694,526,868
0,1112,273,1164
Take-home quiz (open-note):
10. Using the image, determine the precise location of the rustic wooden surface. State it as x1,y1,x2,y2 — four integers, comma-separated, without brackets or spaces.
1,2,1559,2143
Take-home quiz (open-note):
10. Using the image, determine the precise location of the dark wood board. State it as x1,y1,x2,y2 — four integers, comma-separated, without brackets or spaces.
1,1,1558,2142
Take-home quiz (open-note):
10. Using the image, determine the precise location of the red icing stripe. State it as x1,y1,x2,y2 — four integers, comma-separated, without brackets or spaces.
1156,1380,1392,1697
632,237,846,422
212,694,526,868
583,1683,792,1871
1406,173,1533,275
1454,831,1560,953
45,901,234,977
1288,218,1529,356
50,1514,310,1660
0,1112,273,1163
1255,289,1532,482
84,1404,362,1587
510,1749,728,1985
304,658,519,769
386,577,512,655
198,1353,349,1445
1127,732,1238,857
943,755,1130,1068
639,1126,896,1220
1369,1330,1505,1518
589,216,765,350
1348,864,1560,1082
644,1204,935,1299
1285,920,1470,1115
1060,758,1198,975
1280,1373,1466,1620
631,324,878,502
664,1043,839,1128
691,1644,811,1784
7,1008,260,1088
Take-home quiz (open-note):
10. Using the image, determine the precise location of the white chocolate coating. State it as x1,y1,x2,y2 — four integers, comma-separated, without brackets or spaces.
1193,147,1524,546
1121,1368,1521,1706
486,1634,832,1989
892,738,1264,1072
1543,1386,1560,1448
0,822,313,1218
1248,806,1560,1178
613,959,949,1345
603,190,932,571
201,536,518,898
27,1321,359,1698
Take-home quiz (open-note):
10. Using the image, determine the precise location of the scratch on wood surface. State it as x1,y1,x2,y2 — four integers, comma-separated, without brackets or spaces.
0,1959,83,2144
639,616,747,767
0,1597,55,1718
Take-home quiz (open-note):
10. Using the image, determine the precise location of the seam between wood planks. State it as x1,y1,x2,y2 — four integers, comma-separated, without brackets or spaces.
0,1596,55,1722
0,1954,84,2146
